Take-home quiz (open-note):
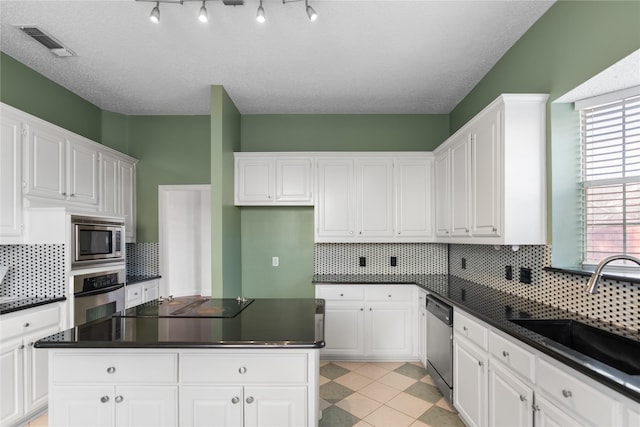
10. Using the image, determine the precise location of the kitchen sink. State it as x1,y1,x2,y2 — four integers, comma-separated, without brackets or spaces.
509,318,640,375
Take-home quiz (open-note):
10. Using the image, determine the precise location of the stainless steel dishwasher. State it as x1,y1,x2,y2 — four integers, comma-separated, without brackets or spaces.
426,294,453,403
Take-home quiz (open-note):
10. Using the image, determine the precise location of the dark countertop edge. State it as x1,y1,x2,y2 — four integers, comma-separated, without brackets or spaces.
545,266,640,284
313,275,640,403
0,296,67,315
35,340,326,349
126,275,162,284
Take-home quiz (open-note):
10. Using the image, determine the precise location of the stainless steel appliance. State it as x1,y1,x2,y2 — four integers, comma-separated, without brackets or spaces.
426,294,453,403
71,215,124,267
73,269,125,325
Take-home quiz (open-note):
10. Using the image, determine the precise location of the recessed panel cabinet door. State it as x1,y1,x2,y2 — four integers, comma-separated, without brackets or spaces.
0,111,23,237
236,158,273,203
101,153,119,215
24,325,59,415
276,159,313,204
366,304,412,357
50,385,114,427
68,139,99,206
488,362,533,427
25,122,66,200
395,158,434,238
0,336,23,426
454,339,488,427
115,386,178,427
180,386,243,427
316,159,354,238
321,305,365,357
356,159,394,237
434,150,450,237
450,134,472,237
120,160,136,242
243,386,307,427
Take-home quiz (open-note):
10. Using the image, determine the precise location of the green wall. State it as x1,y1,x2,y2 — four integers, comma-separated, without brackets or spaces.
127,115,211,243
0,52,102,142
242,115,449,152
450,0,640,265
211,86,242,298
100,110,130,154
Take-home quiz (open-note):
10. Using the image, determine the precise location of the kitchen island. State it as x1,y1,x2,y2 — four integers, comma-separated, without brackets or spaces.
35,298,325,427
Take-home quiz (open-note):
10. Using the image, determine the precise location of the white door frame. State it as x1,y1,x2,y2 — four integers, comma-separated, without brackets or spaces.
158,184,211,297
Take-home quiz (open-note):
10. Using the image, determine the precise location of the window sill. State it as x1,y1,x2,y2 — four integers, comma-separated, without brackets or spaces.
545,266,640,285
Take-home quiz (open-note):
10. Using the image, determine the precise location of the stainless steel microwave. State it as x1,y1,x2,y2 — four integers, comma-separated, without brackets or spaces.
71,216,125,267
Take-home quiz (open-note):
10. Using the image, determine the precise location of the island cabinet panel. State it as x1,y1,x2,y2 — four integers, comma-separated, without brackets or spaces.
180,386,244,427
52,353,177,383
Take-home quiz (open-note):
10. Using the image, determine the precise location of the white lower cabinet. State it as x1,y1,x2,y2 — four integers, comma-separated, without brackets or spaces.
315,285,415,360
533,394,583,427
454,336,488,427
125,279,159,309
417,289,428,367
488,361,533,427
0,303,63,426
49,349,318,427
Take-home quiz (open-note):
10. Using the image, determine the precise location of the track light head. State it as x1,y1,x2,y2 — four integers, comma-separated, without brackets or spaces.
256,1,265,23
149,2,160,23
198,2,208,23
305,1,317,22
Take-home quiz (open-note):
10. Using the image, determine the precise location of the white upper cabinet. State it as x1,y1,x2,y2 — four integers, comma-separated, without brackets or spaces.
356,158,394,238
100,152,119,215
234,154,313,205
0,107,24,239
315,157,355,239
395,158,434,239
24,120,67,201
119,159,136,243
67,138,99,206
435,94,548,245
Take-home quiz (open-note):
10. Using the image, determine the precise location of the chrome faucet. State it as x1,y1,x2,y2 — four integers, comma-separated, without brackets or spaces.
585,254,640,294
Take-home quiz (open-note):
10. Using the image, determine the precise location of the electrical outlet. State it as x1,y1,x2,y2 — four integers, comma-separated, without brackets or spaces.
359,256,366,267
505,265,513,280
519,267,532,284
272,256,279,267
461,258,467,269
390,256,397,267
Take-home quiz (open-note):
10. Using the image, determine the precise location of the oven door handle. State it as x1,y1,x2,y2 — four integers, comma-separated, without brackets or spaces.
75,283,125,298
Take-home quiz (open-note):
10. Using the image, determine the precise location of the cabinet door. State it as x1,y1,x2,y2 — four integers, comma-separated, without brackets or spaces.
180,386,243,427
101,153,120,215
236,158,273,203
450,134,472,237
114,386,178,427
276,158,313,204
489,362,533,427
418,306,427,367
316,159,355,239
0,336,24,426
533,394,584,427
50,385,114,427
434,150,450,237
0,111,23,237
119,160,136,243
126,283,144,309
395,158,434,239
454,339,488,427
471,106,501,237
25,121,66,200
143,280,159,303
356,159,394,237
322,305,365,357
68,139,99,206
24,325,60,415
244,386,307,427
367,304,412,357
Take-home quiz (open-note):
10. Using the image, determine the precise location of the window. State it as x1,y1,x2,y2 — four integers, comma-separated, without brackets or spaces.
581,92,640,267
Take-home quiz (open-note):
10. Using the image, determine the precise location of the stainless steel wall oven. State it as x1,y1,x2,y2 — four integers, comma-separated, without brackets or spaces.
73,269,125,325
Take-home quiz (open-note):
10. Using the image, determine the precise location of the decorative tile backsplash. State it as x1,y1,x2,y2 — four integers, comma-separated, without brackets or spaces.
314,243,448,275
449,244,640,332
0,244,65,298
126,243,160,277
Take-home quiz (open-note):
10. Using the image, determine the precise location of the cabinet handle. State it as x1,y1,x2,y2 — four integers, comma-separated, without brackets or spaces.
29,342,34,347
100,396,110,403
369,308,372,311
19,344,25,350
360,308,364,311
463,326,468,332
502,350,509,358
465,228,469,233
231,396,240,404
24,322,30,328
62,192,67,196
115,395,124,403
359,231,362,235
238,366,247,374
478,361,484,367
519,395,527,402
340,293,344,297
562,389,572,398
107,366,116,374
532,404,540,412
492,227,497,232
246,396,254,404
388,294,392,298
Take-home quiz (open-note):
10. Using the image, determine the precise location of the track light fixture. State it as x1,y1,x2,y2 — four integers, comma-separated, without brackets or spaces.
149,2,160,23
305,0,317,22
256,0,265,23
198,1,208,23
140,0,317,24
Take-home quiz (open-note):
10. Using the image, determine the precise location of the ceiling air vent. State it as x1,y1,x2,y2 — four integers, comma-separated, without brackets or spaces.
18,26,75,57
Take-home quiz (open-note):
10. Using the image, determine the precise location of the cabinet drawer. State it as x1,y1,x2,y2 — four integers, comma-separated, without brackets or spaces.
316,286,364,301
454,310,488,350
1,303,60,340
126,284,143,303
537,358,617,427
488,331,535,382
366,286,413,302
52,353,177,384
181,353,308,384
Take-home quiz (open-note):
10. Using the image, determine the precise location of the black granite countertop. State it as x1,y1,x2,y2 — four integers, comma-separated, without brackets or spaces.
0,296,66,315
35,298,325,349
313,274,640,402
126,275,162,284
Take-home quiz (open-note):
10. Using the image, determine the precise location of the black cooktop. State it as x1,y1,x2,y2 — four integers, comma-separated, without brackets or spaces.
114,297,254,318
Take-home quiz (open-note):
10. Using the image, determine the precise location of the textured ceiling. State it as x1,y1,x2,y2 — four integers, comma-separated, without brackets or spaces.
0,0,555,115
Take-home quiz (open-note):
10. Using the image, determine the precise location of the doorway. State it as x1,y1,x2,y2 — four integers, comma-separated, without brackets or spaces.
158,185,211,297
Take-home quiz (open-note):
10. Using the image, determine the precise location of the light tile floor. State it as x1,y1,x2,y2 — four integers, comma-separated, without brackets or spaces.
320,361,465,427
29,362,463,427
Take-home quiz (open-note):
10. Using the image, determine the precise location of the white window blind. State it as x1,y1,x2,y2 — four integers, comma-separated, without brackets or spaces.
582,94,640,266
